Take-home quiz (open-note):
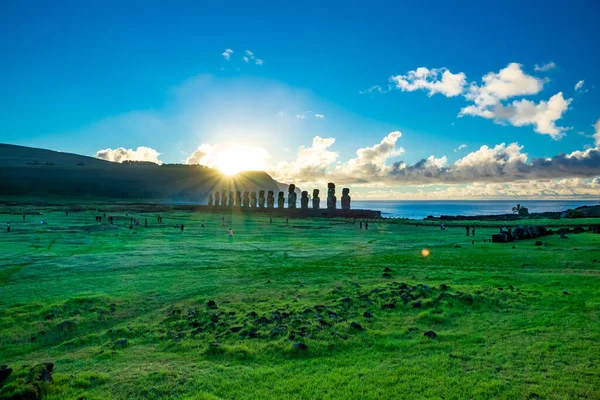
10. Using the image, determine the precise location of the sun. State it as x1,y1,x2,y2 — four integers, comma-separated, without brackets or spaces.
213,146,270,176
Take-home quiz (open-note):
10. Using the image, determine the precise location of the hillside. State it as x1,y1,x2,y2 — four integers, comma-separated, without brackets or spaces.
0,144,281,202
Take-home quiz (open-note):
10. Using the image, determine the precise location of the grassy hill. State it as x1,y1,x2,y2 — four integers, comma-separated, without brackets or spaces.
0,144,281,203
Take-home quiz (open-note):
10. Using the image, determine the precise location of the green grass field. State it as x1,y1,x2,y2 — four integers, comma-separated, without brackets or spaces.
1,205,599,399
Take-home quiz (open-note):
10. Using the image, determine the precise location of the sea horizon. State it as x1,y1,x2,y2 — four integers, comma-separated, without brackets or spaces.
351,199,597,219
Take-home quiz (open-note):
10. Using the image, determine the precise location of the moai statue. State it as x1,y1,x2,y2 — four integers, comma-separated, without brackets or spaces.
301,191,309,209
214,191,221,207
267,191,275,208
341,188,351,210
208,193,214,206
243,191,250,208
235,191,242,207
221,191,227,207
250,191,257,208
327,182,337,209
288,184,297,209
312,189,320,209
258,190,266,208
277,191,285,209
228,191,234,207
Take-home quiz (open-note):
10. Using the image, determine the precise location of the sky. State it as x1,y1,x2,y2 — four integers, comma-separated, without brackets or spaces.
1,0,599,200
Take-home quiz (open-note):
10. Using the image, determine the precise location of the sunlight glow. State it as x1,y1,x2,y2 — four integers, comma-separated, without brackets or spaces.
213,146,270,175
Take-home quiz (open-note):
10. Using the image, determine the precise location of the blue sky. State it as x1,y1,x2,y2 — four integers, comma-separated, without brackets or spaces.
1,0,599,199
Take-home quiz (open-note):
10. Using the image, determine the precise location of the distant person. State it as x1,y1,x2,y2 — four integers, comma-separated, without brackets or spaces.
201,223,205,228
269,218,272,224
130,217,133,225
129,224,133,234
365,222,369,230
22,215,25,221
65,211,69,217
126,212,128,217
40,220,45,225
472,227,475,236
286,218,289,225
222,217,225,226
360,221,363,229
229,228,233,239
7,223,10,233
103,213,106,218
465,225,470,236
440,223,445,230
500,225,506,233
145,218,148,227
181,224,184,232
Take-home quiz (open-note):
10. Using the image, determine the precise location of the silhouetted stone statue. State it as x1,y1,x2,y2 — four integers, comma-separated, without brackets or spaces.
312,189,320,209
288,184,297,209
221,191,227,207
301,191,309,209
259,190,265,208
235,191,242,207
267,191,275,208
215,191,221,207
327,182,336,209
208,193,214,206
250,191,257,208
278,191,285,209
243,191,250,208
228,191,234,207
341,188,351,210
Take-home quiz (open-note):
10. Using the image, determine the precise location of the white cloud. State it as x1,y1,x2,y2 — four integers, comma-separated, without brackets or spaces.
315,114,325,119
534,61,556,72
222,49,233,60
575,80,585,91
390,67,467,97
242,56,249,63
359,85,391,95
594,118,600,147
186,144,213,165
255,59,263,65
460,64,570,138
245,50,254,57
95,146,162,164
453,144,467,152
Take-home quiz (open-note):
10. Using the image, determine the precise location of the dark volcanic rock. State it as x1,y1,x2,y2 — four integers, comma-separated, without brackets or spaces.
412,301,422,308
207,300,218,309
27,362,54,383
439,284,448,290
381,303,396,310
350,321,364,331
563,291,569,295
293,342,308,351
341,297,352,303
382,273,392,278
56,320,76,332
319,319,332,327
114,339,128,346
384,267,392,273
247,311,258,318
423,331,437,339
230,326,243,333
0,365,12,384
535,241,543,246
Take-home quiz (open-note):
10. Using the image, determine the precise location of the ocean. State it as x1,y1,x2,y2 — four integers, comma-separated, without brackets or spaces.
352,200,596,220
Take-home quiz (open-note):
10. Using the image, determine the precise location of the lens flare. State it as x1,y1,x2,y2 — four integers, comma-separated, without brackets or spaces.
421,249,430,257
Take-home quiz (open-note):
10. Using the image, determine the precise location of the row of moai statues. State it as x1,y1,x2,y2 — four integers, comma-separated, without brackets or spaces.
207,183,351,210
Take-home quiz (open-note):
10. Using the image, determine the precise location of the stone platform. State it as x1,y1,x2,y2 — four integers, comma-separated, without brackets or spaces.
176,205,381,219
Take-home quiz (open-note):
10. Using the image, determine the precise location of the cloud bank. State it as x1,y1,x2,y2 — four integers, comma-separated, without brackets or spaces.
95,146,162,164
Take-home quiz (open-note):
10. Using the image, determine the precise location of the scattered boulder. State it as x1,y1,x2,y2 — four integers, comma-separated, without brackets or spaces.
423,331,437,339
491,233,508,243
350,321,364,331
27,362,54,383
292,342,308,351
56,320,76,332
535,241,543,246
207,300,218,309
382,273,392,278
381,303,396,310
114,339,128,346
363,311,373,318
319,319,331,327
439,284,448,290
0,365,12,384
384,267,392,273
340,297,351,303
563,291,569,295
230,326,243,333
